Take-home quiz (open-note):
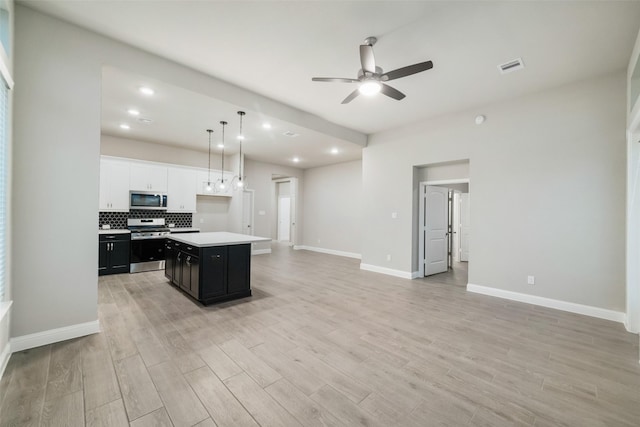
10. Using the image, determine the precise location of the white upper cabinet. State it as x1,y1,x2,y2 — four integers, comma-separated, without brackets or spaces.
130,164,168,192
99,159,130,211
167,167,197,212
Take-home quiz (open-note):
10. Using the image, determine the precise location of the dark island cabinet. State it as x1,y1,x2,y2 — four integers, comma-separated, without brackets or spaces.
165,239,251,305
99,233,130,276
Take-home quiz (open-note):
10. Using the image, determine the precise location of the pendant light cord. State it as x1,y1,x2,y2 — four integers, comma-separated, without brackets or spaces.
238,111,245,184
206,129,213,185
220,121,227,184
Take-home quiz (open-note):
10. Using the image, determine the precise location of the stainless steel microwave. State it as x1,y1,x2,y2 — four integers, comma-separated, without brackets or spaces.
129,191,168,210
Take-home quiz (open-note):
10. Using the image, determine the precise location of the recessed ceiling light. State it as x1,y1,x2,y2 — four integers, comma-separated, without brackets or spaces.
217,143,224,149
119,124,130,130
139,86,154,96
237,135,245,140
292,157,300,163
262,123,272,129
127,108,140,116
330,148,339,155
137,117,153,125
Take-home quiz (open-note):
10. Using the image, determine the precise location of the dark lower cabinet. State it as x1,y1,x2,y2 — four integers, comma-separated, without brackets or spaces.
165,239,251,305
99,233,130,276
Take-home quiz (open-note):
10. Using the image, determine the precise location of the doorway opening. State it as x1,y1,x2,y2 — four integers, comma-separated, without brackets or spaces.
272,177,298,246
418,179,470,284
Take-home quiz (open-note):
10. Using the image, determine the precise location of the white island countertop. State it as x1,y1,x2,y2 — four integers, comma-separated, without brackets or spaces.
168,232,271,248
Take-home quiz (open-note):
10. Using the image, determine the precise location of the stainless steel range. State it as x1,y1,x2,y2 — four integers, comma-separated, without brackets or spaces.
128,218,170,273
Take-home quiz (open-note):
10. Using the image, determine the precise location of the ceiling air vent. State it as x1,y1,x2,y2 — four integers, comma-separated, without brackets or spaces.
283,131,299,137
498,58,524,74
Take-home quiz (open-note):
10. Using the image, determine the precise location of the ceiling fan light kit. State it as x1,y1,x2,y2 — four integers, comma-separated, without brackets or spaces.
312,35,434,104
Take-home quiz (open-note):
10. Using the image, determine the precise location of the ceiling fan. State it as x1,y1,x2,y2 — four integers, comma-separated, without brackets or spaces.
312,36,434,104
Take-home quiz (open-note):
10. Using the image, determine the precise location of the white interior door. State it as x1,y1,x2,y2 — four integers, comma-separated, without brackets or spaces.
242,190,254,235
425,186,449,275
460,193,470,262
277,196,291,241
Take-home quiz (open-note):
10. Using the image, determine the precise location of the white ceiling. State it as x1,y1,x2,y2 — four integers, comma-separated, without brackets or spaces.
101,66,363,169
20,1,640,165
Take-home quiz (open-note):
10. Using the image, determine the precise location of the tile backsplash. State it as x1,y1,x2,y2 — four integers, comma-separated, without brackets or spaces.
99,210,192,229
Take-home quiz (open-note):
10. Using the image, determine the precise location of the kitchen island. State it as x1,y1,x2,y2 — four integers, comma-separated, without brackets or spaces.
165,232,271,305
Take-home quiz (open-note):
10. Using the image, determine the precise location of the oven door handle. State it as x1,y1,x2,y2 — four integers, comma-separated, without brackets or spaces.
131,235,170,240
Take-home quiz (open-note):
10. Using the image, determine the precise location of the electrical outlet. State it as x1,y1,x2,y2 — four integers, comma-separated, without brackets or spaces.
391,212,398,219
317,239,321,243
386,254,392,261
527,275,535,285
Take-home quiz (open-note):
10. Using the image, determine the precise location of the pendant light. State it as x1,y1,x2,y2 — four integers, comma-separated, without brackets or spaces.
237,111,245,188
219,121,227,189
205,129,213,192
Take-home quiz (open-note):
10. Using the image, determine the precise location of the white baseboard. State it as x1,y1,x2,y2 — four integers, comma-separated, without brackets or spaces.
360,263,412,279
466,283,626,324
294,245,361,260
10,320,101,353
252,249,272,255
411,271,422,279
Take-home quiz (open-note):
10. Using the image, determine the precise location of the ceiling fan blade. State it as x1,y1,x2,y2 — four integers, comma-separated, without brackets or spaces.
381,60,433,81
360,44,376,74
341,89,360,104
312,77,359,83
380,84,406,101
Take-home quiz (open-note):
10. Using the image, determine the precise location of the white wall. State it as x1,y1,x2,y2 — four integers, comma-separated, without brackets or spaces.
365,71,627,312
418,160,470,182
101,134,230,170
193,196,230,231
13,6,101,337
0,0,13,374
12,5,362,341
302,160,362,256
626,28,640,336
244,158,303,251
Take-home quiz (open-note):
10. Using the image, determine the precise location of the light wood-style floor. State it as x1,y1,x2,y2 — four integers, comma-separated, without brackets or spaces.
1,245,639,426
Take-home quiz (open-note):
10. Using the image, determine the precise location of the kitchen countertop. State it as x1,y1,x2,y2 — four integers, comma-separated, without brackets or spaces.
168,232,270,248
98,229,131,235
169,227,200,233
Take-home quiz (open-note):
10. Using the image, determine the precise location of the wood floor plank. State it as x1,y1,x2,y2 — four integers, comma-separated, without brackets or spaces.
113,354,163,421
85,399,129,427
0,346,51,427
266,378,342,426
40,390,84,427
193,418,217,427
224,372,302,427
147,360,209,427
286,347,371,403
198,343,243,380
82,347,121,411
310,384,383,427
219,339,282,388
129,407,173,427
251,343,325,396
185,366,258,427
